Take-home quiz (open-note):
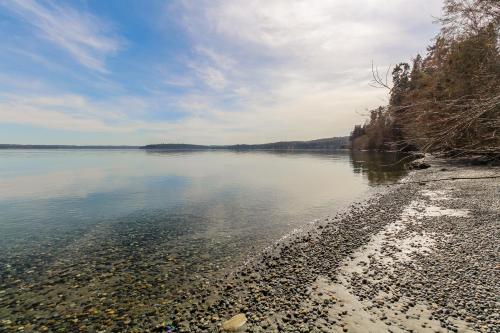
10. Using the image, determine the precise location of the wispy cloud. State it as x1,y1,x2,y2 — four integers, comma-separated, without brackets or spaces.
163,75,195,88
189,63,228,90
0,1,442,144
158,0,442,142
1,0,122,73
0,93,127,132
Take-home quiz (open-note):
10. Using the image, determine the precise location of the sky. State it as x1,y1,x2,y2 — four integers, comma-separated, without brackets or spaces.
0,0,442,145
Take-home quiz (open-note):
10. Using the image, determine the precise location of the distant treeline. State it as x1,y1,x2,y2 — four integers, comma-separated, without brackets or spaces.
350,0,499,159
0,144,139,149
142,137,349,150
0,137,350,151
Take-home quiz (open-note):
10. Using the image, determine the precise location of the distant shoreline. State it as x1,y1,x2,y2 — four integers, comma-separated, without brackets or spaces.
142,136,349,151
0,146,353,152
0,144,140,149
0,136,350,151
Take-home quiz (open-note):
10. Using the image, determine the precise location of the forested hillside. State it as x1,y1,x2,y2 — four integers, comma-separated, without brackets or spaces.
351,0,499,159
143,137,349,150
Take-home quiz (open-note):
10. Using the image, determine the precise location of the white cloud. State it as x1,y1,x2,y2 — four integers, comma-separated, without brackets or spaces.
1,0,122,72
0,93,119,132
189,63,228,90
160,0,442,142
0,92,150,132
195,46,236,70
0,1,443,144
0,80,389,145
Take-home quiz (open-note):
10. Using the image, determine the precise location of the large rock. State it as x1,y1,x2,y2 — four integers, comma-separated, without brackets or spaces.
222,313,247,332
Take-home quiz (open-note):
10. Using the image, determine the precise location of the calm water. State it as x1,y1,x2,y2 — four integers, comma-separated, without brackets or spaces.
0,149,409,331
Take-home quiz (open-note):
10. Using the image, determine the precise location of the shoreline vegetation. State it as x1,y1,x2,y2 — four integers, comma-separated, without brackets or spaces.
349,0,499,161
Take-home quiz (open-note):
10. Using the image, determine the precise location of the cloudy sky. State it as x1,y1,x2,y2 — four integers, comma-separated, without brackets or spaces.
0,0,442,145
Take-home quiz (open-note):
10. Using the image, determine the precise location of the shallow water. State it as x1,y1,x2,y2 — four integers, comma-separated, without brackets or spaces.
0,149,409,331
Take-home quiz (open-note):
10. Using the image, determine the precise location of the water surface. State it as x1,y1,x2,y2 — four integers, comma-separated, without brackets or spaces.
0,149,409,331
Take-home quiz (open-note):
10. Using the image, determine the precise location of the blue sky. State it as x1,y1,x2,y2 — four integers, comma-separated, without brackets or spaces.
0,0,442,145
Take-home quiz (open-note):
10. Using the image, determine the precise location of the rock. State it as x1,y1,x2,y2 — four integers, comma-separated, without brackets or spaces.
222,313,247,332
408,159,430,170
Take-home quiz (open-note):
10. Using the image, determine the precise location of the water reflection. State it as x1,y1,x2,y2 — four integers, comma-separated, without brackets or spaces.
145,148,412,186
349,150,411,185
